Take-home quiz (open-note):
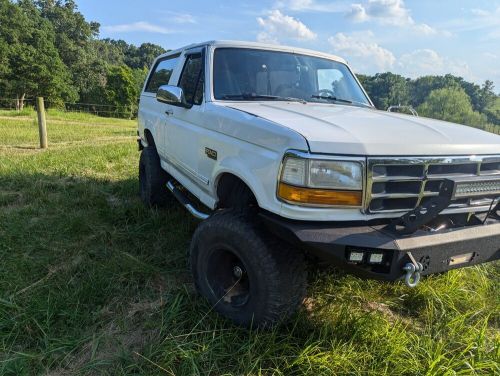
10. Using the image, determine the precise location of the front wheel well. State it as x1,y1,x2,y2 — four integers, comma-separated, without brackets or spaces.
143,129,155,148
216,173,258,209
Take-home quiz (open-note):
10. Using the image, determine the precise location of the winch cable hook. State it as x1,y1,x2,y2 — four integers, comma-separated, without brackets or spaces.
403,251,423,288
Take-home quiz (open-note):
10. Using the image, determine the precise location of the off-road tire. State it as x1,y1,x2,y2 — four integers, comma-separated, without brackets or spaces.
139,146,171,206
190,209,307,327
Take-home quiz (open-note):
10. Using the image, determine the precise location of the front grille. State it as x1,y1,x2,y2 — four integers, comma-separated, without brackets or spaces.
366,156,500,214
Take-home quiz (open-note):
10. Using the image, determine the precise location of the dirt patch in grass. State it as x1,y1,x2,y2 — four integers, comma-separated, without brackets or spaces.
47,297,165,375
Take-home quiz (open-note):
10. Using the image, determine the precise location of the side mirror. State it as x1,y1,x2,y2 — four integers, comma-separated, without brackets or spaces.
156,85,191,108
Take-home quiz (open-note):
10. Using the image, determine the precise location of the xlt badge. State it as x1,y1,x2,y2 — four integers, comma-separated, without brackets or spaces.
205,147,217,160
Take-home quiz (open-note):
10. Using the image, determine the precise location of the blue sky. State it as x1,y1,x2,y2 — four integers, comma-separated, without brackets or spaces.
78,0,500,91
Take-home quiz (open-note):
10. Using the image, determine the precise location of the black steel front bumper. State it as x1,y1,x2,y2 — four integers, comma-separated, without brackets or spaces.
261,212,500,281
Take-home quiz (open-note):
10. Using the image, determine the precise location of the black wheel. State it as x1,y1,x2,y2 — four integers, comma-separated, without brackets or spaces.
190,210,307,327
139,146,171,206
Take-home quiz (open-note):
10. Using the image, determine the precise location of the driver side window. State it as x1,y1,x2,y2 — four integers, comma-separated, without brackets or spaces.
145,54,180,93
178,53,204,106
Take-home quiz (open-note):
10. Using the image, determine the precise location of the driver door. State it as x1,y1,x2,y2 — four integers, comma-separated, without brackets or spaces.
163,48,210,188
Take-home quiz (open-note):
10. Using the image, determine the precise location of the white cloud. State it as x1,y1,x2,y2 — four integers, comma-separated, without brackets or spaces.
102,21,171,34
397,49,473,80
328,31,395,71
327,32,472,81
257,10,317,43
349,3,369,22
161,11,197,24
274,0,349,12
472,7,500,40
471,8,491,17
346,0,450,36
413,23,437,35
483,52,498,60
441,6,500,35
347,0,412,26
172,13,196,24
469,6,500,21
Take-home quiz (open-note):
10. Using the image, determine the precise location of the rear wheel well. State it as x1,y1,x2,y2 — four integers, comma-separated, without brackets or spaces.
216,174,257,209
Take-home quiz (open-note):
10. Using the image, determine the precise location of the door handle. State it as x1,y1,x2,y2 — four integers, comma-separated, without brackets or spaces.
165,109,173,116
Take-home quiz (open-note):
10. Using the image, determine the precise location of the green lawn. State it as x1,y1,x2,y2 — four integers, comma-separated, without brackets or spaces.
0,112,498,375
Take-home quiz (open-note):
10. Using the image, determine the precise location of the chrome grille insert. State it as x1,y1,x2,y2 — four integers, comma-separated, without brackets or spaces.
366,155,500,214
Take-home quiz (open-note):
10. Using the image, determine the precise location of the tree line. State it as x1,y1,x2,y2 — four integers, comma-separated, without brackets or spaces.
0,0,165,118
0,0,499,131
357,73,500,133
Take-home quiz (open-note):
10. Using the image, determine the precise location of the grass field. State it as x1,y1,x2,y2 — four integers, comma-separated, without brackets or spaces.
0,110,498,375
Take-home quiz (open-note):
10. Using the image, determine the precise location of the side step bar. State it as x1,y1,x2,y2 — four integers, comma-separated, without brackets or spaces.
166,181,210,220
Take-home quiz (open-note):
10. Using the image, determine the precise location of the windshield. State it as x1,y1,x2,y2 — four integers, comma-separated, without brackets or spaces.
213,48,371,107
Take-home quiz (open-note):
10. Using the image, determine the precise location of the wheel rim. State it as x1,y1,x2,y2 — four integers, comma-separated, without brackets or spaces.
206,248,250,308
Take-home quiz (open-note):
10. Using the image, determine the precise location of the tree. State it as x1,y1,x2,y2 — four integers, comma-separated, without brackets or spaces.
96,39,167,69
32,0,102,102
132,67,149,95
126,43,167,69
93,39,127,66
357,72,410,110
0,38,11,96
477,80,496,113
0,0,167,114
484,96,500,126
34,0,99,68
417,87,488,127
410,75,458,108
409,74,497,113
104,65,139,119
0,0,76,108
84,38,164,106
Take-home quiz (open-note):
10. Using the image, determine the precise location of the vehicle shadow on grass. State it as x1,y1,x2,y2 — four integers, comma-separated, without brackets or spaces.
0,172,199,373
1,172,496,375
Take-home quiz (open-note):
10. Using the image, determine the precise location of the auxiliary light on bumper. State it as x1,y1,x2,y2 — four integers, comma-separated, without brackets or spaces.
347,249,385,264
453,177,500,199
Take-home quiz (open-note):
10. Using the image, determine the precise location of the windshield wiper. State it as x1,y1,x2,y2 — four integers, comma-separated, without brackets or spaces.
310,95,371,108
311,95,352,104
222,93,306,104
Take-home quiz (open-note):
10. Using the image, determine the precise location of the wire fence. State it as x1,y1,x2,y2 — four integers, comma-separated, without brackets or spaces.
0,97,137,119
0,97,499,134
0,97,36,110
48,101,137,118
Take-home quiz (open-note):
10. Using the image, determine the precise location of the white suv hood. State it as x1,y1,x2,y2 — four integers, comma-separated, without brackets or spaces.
223,102,500,156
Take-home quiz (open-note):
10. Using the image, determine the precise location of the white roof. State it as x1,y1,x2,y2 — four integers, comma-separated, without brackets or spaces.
159,40,347,64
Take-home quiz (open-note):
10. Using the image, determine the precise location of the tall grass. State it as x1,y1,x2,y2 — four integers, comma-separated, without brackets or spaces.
0,114,498,375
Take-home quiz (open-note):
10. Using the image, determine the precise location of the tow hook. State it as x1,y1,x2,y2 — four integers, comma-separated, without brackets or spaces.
403,251,423,288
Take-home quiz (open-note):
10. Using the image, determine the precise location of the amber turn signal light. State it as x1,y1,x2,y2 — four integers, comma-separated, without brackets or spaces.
278,182,363,206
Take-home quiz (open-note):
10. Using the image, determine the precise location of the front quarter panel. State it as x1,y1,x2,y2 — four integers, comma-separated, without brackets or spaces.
199,103,309,212
196,104,372,221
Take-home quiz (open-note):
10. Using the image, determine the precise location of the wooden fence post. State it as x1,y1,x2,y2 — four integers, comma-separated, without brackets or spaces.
36,97,48,149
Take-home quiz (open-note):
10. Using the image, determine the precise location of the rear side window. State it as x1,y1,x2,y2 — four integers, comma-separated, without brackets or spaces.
178,53,204,105
144,54,180,93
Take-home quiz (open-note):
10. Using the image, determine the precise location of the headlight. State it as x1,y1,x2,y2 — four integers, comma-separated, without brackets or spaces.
309,160,362,190
281,157,307,186
278,155,363,207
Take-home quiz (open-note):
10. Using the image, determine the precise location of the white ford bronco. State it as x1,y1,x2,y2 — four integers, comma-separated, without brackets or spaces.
138,40,500,327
